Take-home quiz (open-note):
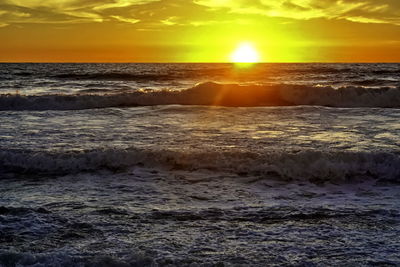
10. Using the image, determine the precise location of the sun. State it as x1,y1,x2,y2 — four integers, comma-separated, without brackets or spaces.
230,42,260,63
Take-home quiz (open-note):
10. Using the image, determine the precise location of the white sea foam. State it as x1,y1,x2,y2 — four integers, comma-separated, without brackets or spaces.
1,82,400,110
1,148,399,183
1,63,400,266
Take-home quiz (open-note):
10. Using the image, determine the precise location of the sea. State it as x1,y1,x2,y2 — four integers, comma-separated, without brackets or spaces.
0,63,399,266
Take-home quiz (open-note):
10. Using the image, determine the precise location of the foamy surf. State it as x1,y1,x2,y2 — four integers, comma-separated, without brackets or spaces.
1,82,400,110
1,148,399,184
1,63,399,266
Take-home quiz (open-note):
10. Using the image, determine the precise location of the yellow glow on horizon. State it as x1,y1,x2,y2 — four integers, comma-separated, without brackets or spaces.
230,42,260,63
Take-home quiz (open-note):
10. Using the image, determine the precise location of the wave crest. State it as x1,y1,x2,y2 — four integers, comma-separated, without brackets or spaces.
1,148,399,183
1,82,400,110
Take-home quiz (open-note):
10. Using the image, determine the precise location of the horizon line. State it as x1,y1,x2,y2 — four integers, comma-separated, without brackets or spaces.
1,61,399,64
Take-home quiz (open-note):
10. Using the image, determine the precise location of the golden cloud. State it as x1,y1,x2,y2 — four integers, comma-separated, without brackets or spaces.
194,0,400,25
0,0,399,28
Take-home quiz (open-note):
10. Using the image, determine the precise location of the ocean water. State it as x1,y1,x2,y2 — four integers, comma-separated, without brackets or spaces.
0,63,399,266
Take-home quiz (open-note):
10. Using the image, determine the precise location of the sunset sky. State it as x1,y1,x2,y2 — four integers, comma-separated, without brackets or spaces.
0,0,399,62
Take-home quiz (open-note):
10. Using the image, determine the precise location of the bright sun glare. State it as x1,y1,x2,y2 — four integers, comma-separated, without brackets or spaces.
230,42,260,63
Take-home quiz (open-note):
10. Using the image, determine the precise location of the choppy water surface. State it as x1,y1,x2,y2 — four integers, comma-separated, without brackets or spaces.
0,63,399,266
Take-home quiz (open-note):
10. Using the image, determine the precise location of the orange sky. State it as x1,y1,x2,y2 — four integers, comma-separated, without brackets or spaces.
0,0,400,62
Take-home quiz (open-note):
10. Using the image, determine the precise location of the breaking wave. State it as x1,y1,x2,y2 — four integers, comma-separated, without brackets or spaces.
1,148,399,183
1,82,400,110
